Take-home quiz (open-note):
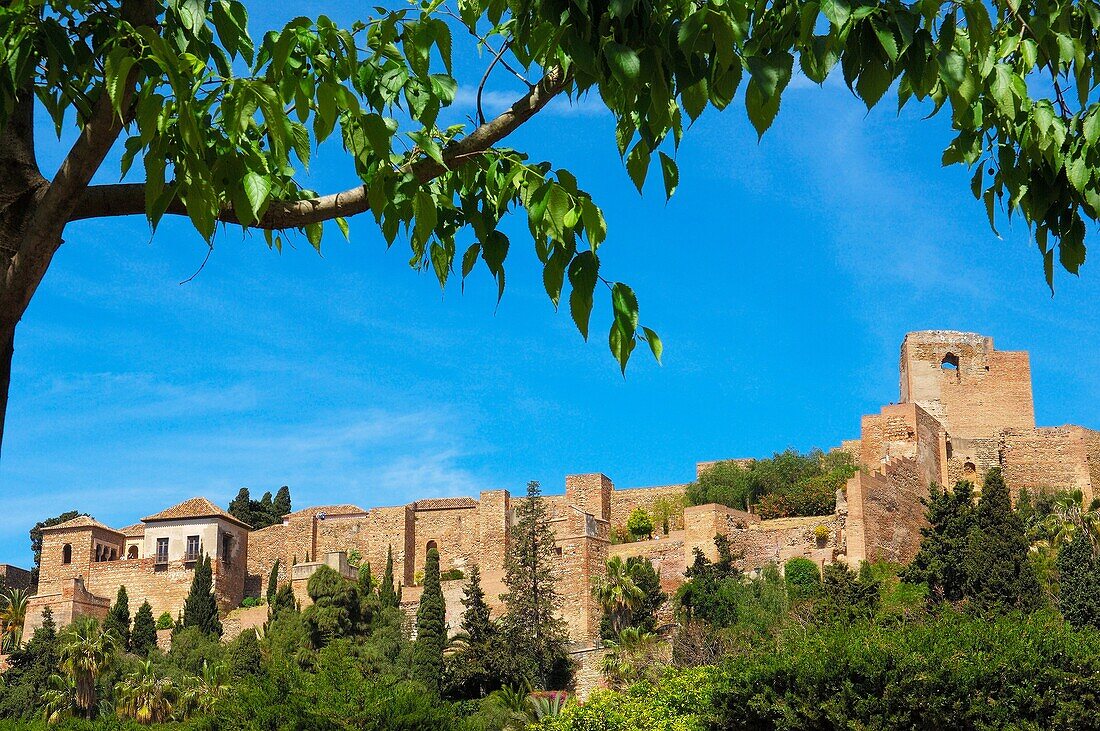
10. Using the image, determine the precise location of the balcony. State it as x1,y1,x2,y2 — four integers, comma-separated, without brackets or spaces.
154,553,169,566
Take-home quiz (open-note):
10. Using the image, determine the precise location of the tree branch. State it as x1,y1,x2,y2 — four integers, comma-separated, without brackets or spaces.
69,66,569,230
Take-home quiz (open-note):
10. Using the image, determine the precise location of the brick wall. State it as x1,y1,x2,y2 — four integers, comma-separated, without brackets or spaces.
244,523,285,597
945,436,1001,487
565,474,612,522
409,505,481,580
610,532,686,594
0,564,31,592
900,331,1035,439
609,484,688,535
1001,426,1095,504
24,578,109,635
846,457,929,565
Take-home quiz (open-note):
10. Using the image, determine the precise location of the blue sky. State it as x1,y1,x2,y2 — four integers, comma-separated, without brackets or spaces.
2,2,1098,567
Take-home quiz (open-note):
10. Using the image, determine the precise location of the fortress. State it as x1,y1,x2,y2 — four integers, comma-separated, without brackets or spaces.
19,331,1100,646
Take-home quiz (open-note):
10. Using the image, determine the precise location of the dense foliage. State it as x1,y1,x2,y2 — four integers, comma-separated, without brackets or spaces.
180,556,222,637
227,487,291,530
686,450,857,518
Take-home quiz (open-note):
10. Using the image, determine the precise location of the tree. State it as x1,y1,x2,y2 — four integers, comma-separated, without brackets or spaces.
103,585,131,651
413,547,446,694
182,554,223,636
57,617,118,719
903,481,977,603
115,659,176,724
302,564,367,645
358,561,373,596
444,563,515,699
1056,534,1100,630
0,606,58,720
964,468,1041,612
273,485,292,518
178,660,230,718
226,628,262,678
817,561,880,624
784,557,822,601
593,556,645,638
130,600,157,657
379,546,399,609
228,488,253,527
502,480,571,689
269,584,297,619
1,587,30,651
626,508,654,541
7,0,1096,455
266,559,280,605
28,510,85,586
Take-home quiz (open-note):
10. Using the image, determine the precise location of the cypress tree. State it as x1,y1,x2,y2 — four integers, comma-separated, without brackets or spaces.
413,548,446,693
503,480,570,689
104,585,131,650
266,560,280,604
460,564,492,645
228,487,253,527
182,555,223,636
270,584,298,618
273,485,292,518
903,481,976,602
963,468,1041,612
130,600,157,656
227,628,262,677
259,491,275,525
1056,535,1100,629
379,546,398,608
358,562,373,595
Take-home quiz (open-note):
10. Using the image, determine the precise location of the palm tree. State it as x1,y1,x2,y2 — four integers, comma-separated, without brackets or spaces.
178,660,230,718
41,673,76,726
115,659,176,725
1029,490,1100,553
600,627,661,688
57,617,119,719
1,588,30,651
591,556,645,637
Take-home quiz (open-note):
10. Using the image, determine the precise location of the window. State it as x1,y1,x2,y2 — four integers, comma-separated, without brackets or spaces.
221,533,233,566
941,353,959,371
426,540,438,554
127,545,139,559
963,461,977,477
554,546,563,557
185,535,200,561
109,548,117,561
62,544,72,564
156,538,169,565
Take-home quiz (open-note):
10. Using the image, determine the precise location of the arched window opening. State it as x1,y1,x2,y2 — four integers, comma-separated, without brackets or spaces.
109,548,117,561
425,540,438,555
941,353,959,371
127,545,139,559
963,461,977,477
62,544,72,564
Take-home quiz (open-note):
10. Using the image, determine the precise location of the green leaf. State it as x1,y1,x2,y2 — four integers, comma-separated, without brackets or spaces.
413,190,438,247
543,247,569,307
567,251,599,339
241,171,271,227
336,217,350,241
642,326,663,364
989,64,1016,117
745,80,781,138
104,48,135,118
626,143,651,193
658,152,678,200
1066,155,1089,192
856,60,892,109
608,321,635,375
611,281,639,333
305,222,323,252
604,42,641,82
820,0,851,27
1084,111,1100,145
461,243,480,281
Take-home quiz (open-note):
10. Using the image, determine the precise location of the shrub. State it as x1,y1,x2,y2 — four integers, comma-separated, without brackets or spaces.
441,568,466,582
627,509,654,540
240,596,264,608
782,558,820,600
155,612,174,630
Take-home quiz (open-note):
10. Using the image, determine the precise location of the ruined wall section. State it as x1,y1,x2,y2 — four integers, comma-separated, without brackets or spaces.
24,579,109,636
609,532,686,595
409,504,481,580
1001,426,1096,504
858,403,946,487
900,331,1034,439
845,457,929,565
608,484,688,534
944,437,1001,488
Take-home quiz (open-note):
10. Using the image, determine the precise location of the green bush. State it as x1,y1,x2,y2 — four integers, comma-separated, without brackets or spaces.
627,509,654,540
712,610,1100,730
782,558,820,600
155,612,174,630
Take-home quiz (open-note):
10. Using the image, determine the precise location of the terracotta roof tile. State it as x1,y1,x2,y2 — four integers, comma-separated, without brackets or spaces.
142,497,250,528
118,523,145,537
284,504,367,520
412,497,477,511
40,515,119,533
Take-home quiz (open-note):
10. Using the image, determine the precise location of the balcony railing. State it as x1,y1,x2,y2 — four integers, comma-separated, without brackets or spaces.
183,551,201,562
154,554,169,566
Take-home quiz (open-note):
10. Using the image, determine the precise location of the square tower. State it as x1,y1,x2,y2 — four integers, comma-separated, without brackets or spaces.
899,331,1035,439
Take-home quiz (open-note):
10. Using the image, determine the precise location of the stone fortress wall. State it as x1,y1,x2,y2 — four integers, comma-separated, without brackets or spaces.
19,330,1099,652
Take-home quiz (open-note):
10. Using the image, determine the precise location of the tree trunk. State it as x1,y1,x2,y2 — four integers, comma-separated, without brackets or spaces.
0,323,12,461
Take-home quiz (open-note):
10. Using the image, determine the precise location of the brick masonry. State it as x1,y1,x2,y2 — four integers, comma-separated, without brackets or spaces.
20,330,1097,660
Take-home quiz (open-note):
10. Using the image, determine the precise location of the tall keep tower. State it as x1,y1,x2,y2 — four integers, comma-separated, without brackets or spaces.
899,331,1035,440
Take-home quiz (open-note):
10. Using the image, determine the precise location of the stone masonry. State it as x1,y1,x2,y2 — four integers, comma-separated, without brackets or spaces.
18,331,1097,655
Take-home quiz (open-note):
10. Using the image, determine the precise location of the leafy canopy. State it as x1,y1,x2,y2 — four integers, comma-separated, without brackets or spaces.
5,0,1100,380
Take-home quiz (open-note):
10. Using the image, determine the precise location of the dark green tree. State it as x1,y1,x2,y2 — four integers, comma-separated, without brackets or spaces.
302,565,367,646
266,559,280,604
817,561,879,623
0,607,58,719
502,480,571,689
903,481,977,602
103,584,131,650
182,554,223,636
413,548,446,693
273,485,292,518
28,510,84,586
598,556,666,638
784,557,822,601
379,546,399,609
227,628,263,677
358,561,374,596
269,584,298,619
1056,535,1100,629
964,468,1041,612
228,488,253,527
130,600,157,656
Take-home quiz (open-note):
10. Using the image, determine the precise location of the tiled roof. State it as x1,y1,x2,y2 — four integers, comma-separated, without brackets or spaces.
119,523,145,537
40,515,119,533
284,504,367,520
412,497,477,511
142,497,250,528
